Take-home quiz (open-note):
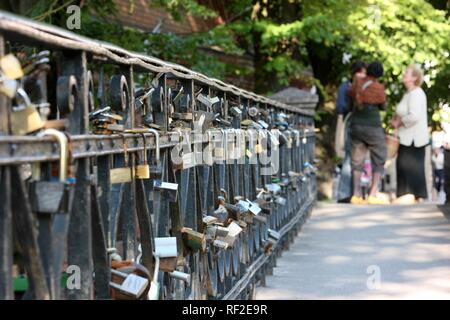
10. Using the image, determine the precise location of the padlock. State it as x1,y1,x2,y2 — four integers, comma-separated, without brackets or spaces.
110,135,133,184
216,221,242,248
0,54,24,80
109,75,129,112
153,180,178,202
205,225,229,240
193,110,215,131
135,133,150,179
110,268,149,299
213,239,229,250
265,183,281,195
30,129,70,214
154,237,177,273
247,199,262,215
11,88,44,135
275,196,287,206
181,227,206,252
203,215,218,226
196,93,220,111
125,128,161,177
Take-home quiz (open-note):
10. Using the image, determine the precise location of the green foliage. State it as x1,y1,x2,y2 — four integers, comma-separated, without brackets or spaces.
151,0,217,20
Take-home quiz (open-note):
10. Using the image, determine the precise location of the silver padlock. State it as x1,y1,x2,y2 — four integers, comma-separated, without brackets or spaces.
110,269,149,299
213,239,229,250
153,180,178,202
154,237,177,258
275,196,287,206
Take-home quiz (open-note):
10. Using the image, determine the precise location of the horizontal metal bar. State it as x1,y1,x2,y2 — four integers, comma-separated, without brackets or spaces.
0,130,315,165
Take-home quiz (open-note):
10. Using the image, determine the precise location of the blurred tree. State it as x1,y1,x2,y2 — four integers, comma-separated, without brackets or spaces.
1,0,449,125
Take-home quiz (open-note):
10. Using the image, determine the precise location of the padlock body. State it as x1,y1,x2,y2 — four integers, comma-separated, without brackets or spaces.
110,167,133,184
135,165,150,179
11,105,44,135
30,180,66,213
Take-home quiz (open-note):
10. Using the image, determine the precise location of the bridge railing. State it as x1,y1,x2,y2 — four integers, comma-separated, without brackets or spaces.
0,11,317,300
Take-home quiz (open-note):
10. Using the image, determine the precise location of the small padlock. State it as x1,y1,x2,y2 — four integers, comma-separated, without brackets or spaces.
135,133,150,179
110,135,133,184
153,180,178,202
0,54,24,80
110,268,149,299
275,196,287,206
11,88,44,135
181,227,206,252
213,239,229,250
125,128,161,177
216,221,242,248
154,237,177,273
30,129,70,214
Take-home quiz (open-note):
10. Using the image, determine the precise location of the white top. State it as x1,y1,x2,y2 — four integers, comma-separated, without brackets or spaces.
395,87,430,147
432,152,444,170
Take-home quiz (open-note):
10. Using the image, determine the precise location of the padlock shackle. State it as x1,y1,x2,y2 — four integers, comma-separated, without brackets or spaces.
139,133,148,165
15,88,32,108
37,128,68,182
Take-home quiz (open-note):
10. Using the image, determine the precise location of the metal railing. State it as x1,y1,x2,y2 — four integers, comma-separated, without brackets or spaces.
0,11,317,300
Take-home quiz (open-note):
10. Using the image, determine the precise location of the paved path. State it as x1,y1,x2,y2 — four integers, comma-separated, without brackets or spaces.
256,203,450,299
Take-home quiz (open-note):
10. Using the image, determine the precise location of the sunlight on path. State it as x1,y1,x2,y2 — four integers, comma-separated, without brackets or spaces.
256,203,450,300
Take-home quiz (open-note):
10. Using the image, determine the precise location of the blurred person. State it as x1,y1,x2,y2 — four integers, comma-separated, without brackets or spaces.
391,64,430,203
334,61,367,203
432,147,444,194
348,61,388,205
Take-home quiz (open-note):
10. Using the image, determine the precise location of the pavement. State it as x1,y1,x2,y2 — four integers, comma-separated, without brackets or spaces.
256,203,450,299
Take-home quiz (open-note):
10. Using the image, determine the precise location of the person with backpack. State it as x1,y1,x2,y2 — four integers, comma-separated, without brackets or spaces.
334,61,367,203
348,61,388,205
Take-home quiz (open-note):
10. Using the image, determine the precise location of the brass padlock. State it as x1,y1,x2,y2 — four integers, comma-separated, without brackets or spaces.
125,128,161,177
135,133,150,179
110,135,133,184
0,54,24,80
11,88,44,135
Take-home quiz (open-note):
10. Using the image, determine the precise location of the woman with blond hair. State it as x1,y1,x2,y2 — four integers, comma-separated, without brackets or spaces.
391,64,430,202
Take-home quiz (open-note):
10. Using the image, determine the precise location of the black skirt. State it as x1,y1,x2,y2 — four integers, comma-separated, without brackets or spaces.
396,143,428,199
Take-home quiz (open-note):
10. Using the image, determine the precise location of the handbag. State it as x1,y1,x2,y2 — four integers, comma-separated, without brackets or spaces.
385,128,399,159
